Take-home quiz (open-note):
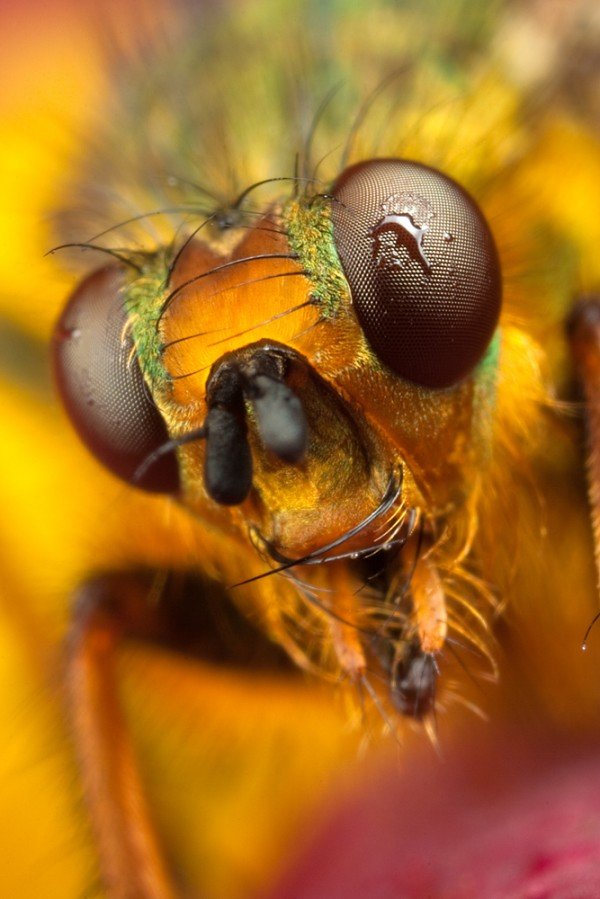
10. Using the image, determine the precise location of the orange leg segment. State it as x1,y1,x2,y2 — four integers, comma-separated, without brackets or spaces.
325,562,367,681
569,295,600,594
66,574,178,899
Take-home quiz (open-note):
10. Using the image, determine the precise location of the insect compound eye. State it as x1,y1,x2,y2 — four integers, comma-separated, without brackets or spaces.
52,266,179,493
331,159,502,388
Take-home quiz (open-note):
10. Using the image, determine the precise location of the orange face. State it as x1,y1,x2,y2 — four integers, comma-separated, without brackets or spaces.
53,144,514,714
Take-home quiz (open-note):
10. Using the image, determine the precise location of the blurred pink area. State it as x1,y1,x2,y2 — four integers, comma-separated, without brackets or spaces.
271,729,600,898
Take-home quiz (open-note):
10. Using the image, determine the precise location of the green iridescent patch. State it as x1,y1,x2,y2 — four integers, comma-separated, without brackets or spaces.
123,252,170,390
284,196,351,317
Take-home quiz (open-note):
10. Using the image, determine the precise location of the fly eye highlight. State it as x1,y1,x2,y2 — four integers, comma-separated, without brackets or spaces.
331,159,502,388
52,266,179,493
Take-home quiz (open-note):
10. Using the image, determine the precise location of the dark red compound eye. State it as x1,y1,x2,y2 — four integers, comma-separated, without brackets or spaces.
331,159,502,388
52,266,179,493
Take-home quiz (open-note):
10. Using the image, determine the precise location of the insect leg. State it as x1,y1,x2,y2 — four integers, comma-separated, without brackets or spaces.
66,573,178,899
404,538,447,655
325,563,367,681
568,295,600,593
